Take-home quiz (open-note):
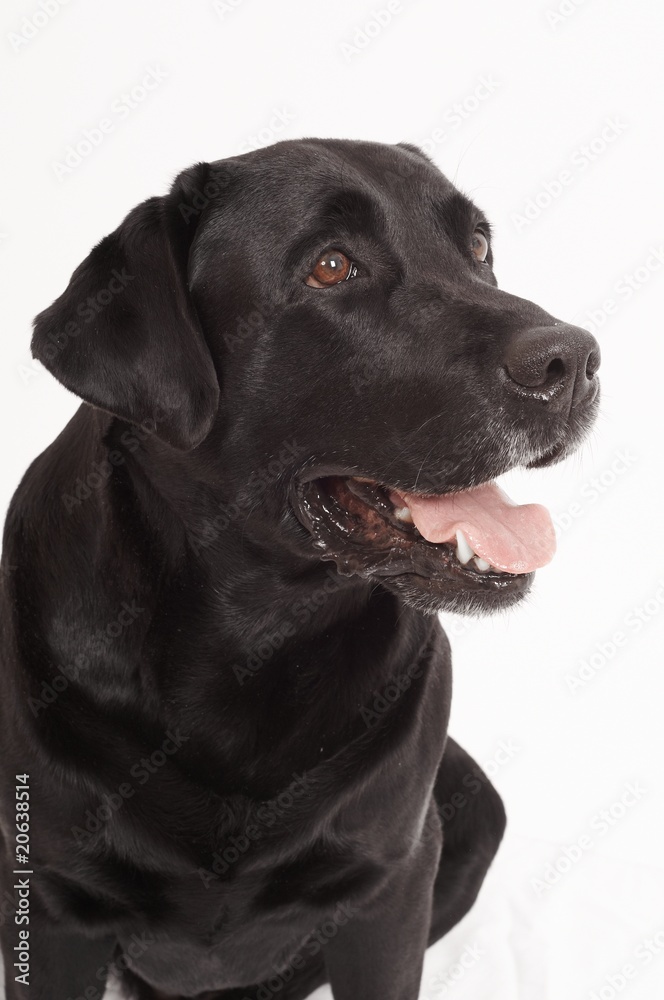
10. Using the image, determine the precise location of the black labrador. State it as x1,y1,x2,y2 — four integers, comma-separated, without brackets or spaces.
0,139,600,1000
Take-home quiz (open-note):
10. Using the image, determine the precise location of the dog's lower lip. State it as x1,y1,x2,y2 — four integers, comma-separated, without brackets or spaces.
527,440,567,468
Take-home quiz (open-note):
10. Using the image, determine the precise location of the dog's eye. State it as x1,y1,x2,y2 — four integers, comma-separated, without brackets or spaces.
306,251,357,288
471,230,489,263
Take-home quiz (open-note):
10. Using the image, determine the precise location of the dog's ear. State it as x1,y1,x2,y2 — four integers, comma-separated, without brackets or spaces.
31,163,220,451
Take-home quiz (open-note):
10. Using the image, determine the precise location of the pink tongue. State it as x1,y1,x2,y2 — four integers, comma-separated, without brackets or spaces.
389,482,556,574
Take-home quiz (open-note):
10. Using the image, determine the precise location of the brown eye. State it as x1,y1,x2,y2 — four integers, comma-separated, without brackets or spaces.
471,230,489,263
306,250,354,287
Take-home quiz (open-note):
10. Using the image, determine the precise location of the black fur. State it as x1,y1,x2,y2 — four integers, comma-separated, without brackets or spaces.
0,139,599,999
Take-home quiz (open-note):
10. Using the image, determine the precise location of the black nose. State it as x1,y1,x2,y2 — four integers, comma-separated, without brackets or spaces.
503,324,600,408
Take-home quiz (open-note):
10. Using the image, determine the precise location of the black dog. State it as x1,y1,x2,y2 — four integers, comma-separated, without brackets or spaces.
0,139,600,1000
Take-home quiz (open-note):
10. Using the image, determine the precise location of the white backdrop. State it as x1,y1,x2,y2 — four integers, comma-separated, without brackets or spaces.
2,1,664,997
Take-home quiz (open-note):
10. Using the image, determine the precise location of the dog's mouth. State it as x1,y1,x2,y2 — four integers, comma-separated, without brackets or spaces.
293,474,557,612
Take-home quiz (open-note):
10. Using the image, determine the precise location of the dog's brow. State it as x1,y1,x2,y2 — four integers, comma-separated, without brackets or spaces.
284,188,387,271
318,189,383,232
431,192,490,241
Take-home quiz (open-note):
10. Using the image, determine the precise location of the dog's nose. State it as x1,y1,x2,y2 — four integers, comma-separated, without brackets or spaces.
503,324,600,408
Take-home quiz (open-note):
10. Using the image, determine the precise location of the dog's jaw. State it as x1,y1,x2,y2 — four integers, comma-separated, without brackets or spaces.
290,474,537,616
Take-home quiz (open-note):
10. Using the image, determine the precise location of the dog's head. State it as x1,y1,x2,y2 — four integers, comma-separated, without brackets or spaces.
32,139,600,616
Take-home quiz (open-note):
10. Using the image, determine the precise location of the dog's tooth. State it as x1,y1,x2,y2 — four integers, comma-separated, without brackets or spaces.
455,530,474,565
394,506,413,523
474,556,491,572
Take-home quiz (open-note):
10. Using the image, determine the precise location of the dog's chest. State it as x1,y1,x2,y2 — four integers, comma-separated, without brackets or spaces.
151,641,450,937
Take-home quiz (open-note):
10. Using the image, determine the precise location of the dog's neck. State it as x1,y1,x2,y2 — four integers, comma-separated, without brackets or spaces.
103,415,397,660
12,407,442,784
102,422,442,786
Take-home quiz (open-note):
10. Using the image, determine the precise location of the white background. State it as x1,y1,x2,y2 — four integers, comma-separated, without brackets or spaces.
2,0,664,997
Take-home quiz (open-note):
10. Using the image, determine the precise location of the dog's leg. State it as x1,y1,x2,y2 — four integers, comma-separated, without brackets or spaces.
218,739,504,1000
321,826,443,1000
321,738,505,998
0,917,116,1000
117,952,328,1000
427,736,507,945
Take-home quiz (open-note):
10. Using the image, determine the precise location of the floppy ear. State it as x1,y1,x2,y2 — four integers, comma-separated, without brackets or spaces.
31,163,220,451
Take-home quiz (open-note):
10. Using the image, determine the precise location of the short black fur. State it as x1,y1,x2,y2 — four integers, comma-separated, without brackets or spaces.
0,139,599,1000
